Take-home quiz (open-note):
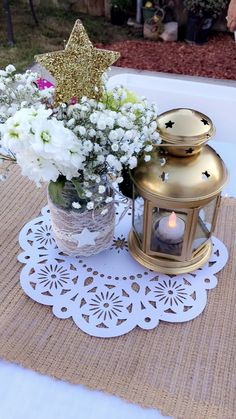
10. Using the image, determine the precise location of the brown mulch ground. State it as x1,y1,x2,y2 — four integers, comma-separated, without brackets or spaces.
97,32,236,80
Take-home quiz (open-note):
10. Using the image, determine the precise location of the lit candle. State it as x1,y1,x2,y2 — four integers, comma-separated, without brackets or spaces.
156,212,185,244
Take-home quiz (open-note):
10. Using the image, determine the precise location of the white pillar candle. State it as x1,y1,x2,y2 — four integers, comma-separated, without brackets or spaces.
156,212,185,244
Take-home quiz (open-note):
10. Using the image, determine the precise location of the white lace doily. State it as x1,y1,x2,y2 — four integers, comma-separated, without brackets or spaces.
18,205,228,338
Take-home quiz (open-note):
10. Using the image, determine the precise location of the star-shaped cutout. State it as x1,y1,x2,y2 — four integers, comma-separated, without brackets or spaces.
201,118,209,126
35,20,120,105
185,148,194,154
111,236,128,253
72,228,99,247
165,120,175,129
202,170,210,180
160,171,169,182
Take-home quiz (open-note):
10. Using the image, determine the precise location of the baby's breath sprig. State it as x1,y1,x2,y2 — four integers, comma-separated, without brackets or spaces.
0,65,160,213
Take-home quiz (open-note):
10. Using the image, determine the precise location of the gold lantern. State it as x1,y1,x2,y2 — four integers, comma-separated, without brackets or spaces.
128,108,228,274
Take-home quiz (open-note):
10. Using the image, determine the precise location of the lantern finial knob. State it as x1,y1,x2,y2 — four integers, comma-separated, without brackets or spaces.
157,108,215,156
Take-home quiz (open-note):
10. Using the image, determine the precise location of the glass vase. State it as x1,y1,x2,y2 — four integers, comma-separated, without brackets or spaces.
47,182,115,257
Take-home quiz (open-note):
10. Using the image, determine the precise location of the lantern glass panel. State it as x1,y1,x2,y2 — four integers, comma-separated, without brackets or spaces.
151,208,187,256
192,197,218,253
133,192,144,244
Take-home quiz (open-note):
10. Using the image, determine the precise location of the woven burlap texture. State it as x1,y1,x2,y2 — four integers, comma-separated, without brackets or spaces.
0,167,235,419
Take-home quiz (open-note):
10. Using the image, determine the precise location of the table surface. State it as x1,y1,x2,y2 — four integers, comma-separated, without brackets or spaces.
1,71,236,419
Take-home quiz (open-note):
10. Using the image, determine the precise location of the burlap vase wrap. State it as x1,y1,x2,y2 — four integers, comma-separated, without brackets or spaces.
0,167,236,419
48,189,115,257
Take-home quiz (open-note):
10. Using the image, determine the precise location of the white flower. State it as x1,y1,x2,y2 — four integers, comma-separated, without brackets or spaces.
120,143,129,152
145,144,153,152
120,155,128,163
72,202,81,209
1,114,31,152
105,196,113,203
111,143,119,152
83,140,93,152
150,121,157,131
106,117,114,129
5,64,15,74
87,201,94,210
142,126,149,136
31,119,73,158
77,126,86,136
67,148,84,170
98,185,106,194
93,144,101,153
17,149,60,186
88,128,96,137
89,113,98,124
108,130,118,142
67,118,75,128
124,130,134,141
97,119,106,130
106,154,122,171
95,176,101,183
116,176,123,183
116,128,125,139
101,208,108,216
128,156,137,169
96,155,105,164
117,116,128,128
85,190,92,198
144,155,151,162
151,131,160,143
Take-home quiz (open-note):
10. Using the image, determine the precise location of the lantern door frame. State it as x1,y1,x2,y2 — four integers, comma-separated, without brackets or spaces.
144,201,194,262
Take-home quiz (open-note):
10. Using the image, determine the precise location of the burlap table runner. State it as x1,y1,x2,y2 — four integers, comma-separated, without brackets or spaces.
0,166,235,419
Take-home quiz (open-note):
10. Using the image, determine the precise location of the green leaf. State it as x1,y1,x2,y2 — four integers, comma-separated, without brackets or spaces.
71,177,85,199
48,176,67,208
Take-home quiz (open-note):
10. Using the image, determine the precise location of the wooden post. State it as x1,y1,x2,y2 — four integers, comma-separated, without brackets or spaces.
71,0,88,13
136,0,142,23
2,0,14,45
29,0,39,25
104,0,111,18
87,0,104,16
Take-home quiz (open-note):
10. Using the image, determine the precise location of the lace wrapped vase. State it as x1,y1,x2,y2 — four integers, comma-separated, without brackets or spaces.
47,183,115,257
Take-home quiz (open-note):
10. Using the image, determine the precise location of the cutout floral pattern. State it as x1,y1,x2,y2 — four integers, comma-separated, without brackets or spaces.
18,206,228,338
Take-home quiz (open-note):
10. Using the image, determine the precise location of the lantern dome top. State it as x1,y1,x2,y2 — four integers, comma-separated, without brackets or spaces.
157,108,215,147
132,145,228,204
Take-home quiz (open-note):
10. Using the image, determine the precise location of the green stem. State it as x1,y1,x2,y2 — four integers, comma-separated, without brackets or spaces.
0,152,16,162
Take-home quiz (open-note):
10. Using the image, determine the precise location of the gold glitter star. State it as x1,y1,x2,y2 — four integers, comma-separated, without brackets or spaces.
35,20,120,105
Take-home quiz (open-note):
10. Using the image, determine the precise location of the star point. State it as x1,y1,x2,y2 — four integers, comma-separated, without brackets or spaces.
201,118,209,126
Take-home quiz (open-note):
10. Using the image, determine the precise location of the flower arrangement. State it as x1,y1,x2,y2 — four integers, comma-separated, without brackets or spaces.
183,0,228,19
0,65,53,122
0,65,160,214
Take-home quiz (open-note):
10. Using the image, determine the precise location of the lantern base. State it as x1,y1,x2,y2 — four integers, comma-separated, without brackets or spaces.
128,231,212,275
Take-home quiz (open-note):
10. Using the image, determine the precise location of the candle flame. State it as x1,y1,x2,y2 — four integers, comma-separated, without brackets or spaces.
168,212,177,228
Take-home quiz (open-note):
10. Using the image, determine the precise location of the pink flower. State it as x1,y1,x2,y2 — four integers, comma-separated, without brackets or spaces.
37,79,54,90
70,96,77,105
